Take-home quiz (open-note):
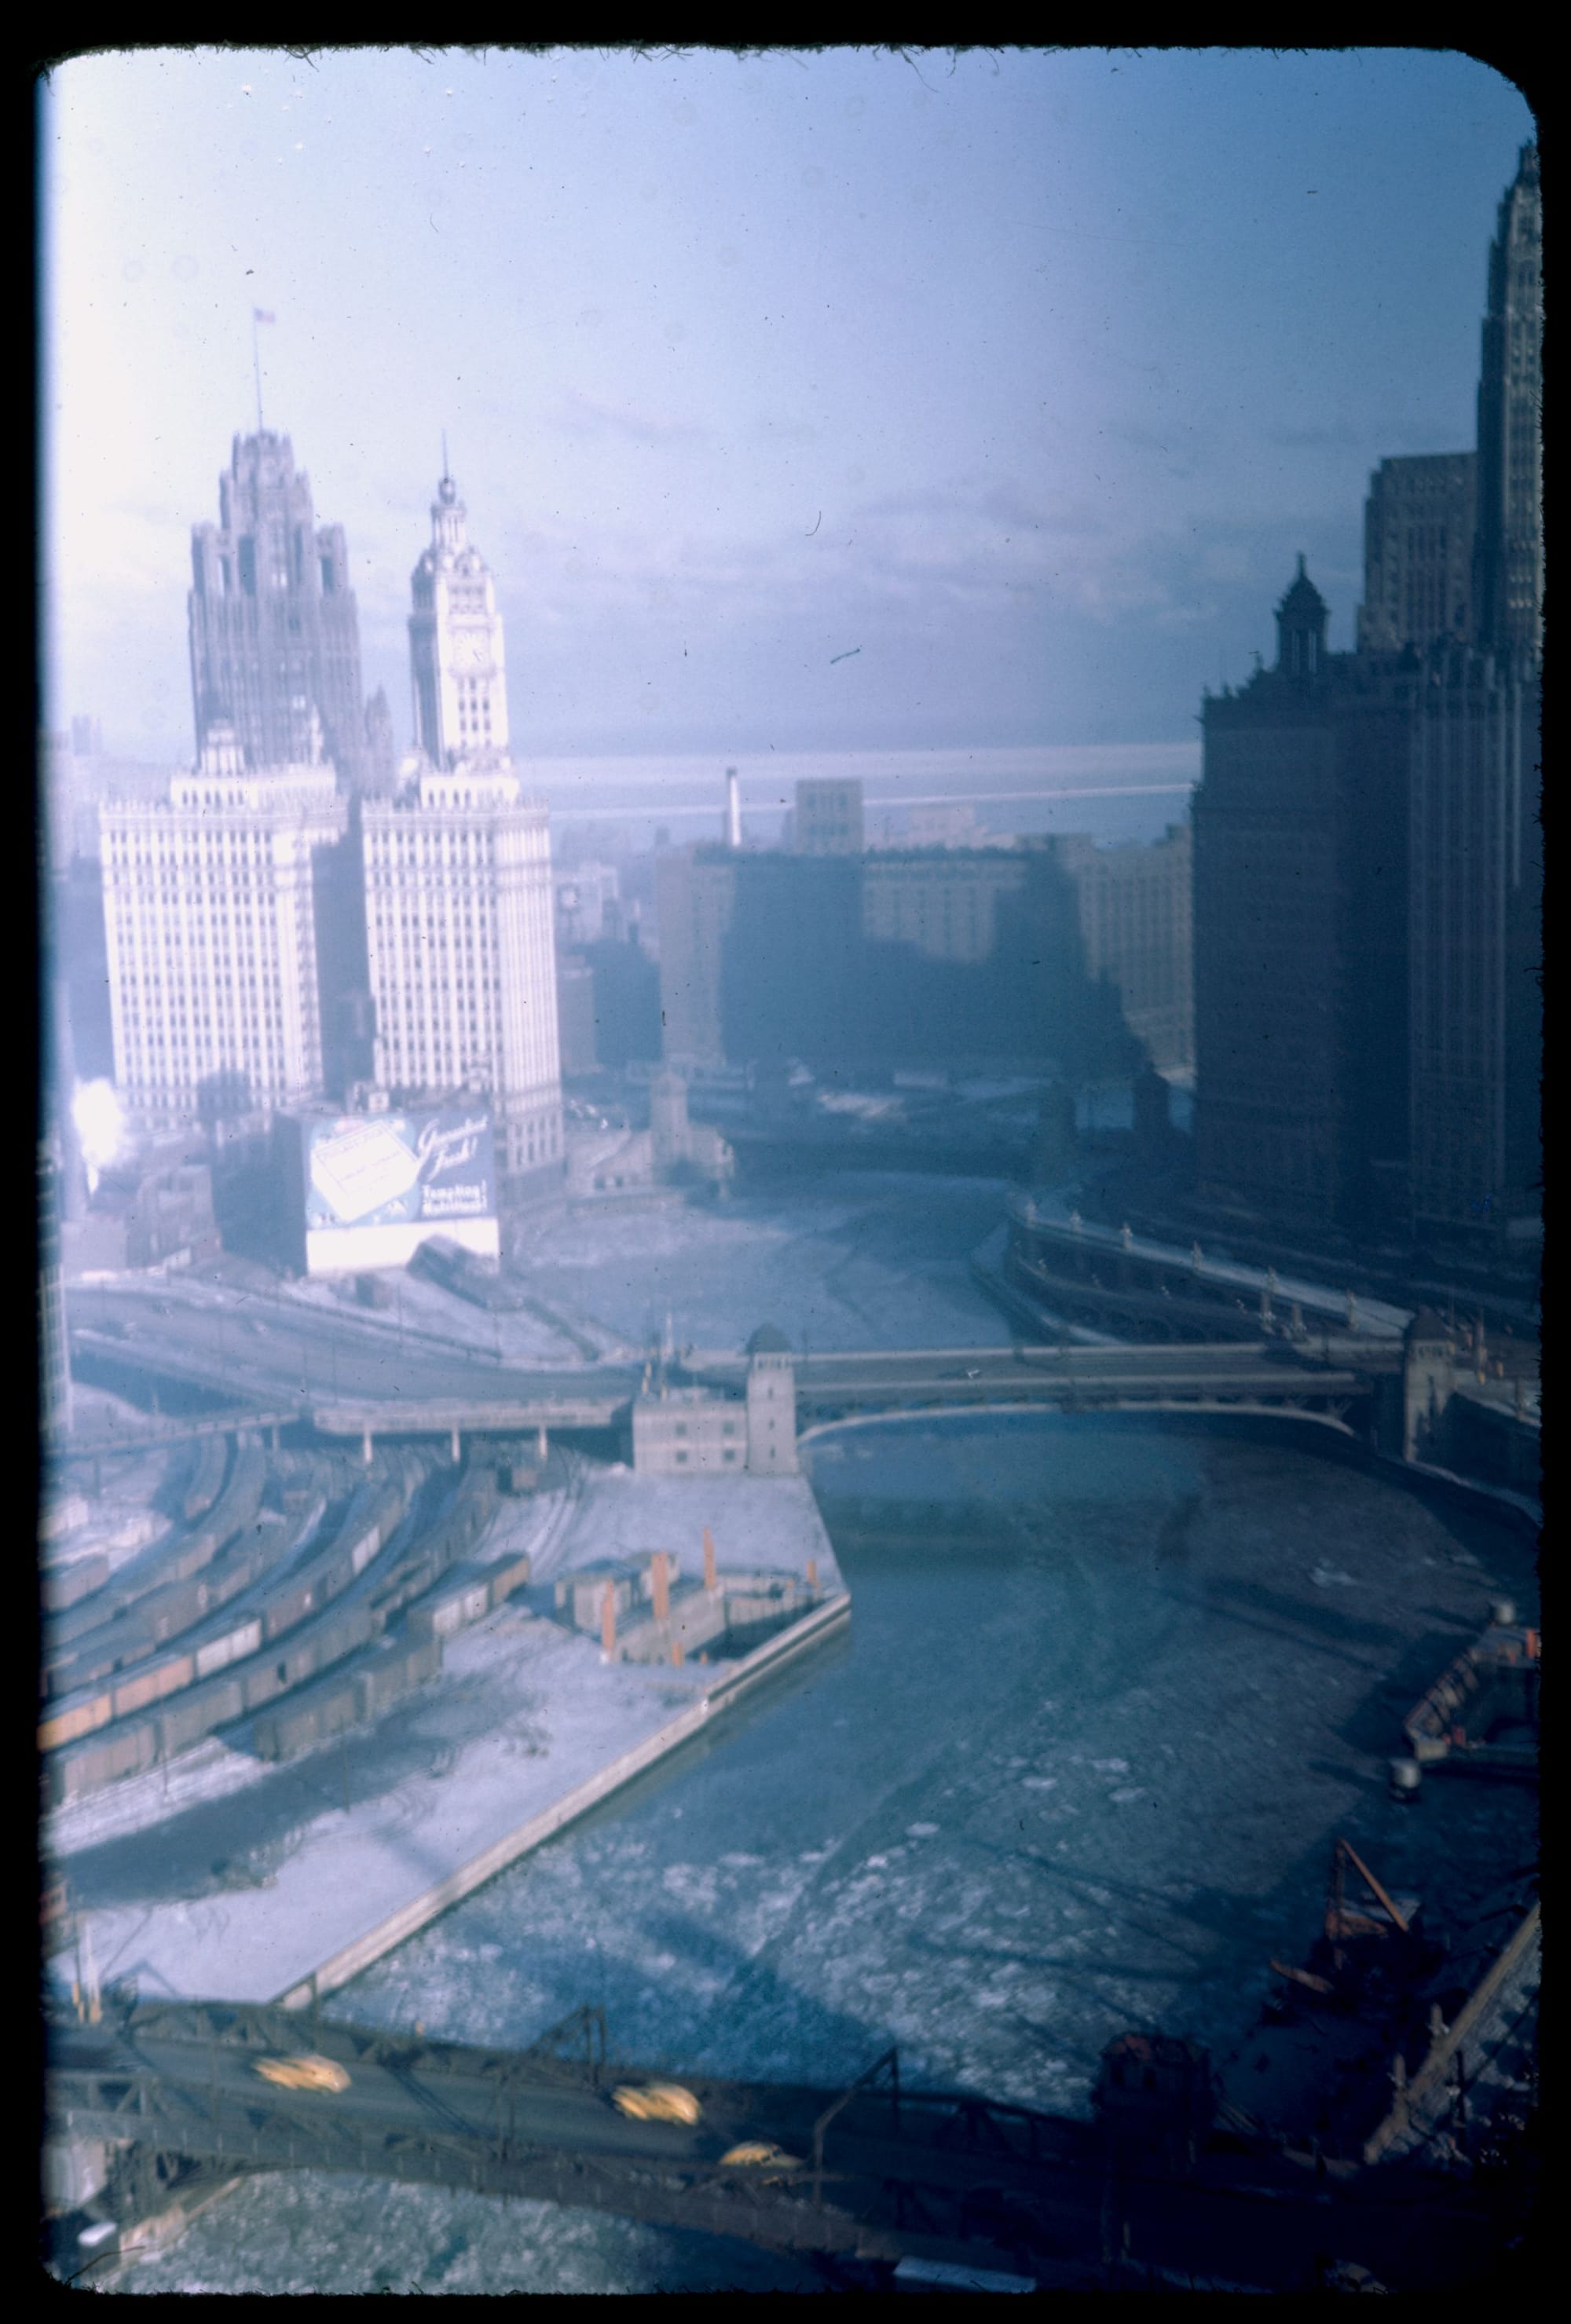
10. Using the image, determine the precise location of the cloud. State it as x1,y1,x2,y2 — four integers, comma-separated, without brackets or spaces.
1266,417,1364,450
553,389,709,446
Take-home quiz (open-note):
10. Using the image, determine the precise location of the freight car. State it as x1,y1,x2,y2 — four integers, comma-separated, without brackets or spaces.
252,1471,410,1645
43,1439,265,1667
38,1461,412,1757
42,1556,111,1616
42,1477,287,1704
40,1461,437,1806
181,1433,229,1524
361,1461,500,1632
251,1634,443,1762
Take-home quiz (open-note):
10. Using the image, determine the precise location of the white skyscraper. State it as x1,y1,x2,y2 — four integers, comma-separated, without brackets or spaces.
361,768,562,1184
368,463,562,1192
408,461,511,769
101,725,345,1129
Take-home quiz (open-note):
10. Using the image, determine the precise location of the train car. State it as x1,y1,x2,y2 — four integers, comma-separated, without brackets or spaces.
42,1557,110,1616
108,1652,195,1723
38,1692,115,1753
156,1670,245,1759
42,1458,440,1806
238,1601,375,1716
252,1634,442,1762
47,1718,160,1806
410,1235,525,1312
165,1442,268,1585
255,1473,408,1646
181,1433,230,1524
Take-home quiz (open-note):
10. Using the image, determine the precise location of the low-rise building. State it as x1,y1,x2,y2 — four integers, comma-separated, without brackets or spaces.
632,1335,799,1477
565,1071,732,1208
632,1389,750,1475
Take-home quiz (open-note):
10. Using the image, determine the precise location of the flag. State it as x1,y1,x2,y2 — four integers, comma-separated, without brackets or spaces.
254,308,276,324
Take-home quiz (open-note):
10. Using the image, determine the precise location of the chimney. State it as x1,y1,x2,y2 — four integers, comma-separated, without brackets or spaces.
601,1581,617,1657
703,1526,716,1591
725,767,742,849
651,1551,669,1623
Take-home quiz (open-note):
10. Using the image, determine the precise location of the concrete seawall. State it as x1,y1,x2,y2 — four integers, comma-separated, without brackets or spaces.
278,1590,851,2011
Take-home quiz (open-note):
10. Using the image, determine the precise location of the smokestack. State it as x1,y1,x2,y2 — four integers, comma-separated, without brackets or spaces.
725,767,742,849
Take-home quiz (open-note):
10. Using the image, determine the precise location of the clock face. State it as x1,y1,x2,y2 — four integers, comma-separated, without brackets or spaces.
450,628,489,674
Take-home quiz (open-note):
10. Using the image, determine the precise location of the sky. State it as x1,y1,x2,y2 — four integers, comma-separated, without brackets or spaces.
42,46,1535,770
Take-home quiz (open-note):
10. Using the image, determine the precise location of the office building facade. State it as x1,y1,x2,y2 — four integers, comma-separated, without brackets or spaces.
1193,564,1414,1232
1473,144,1543,661
793,778,865,855
361,767,562,1188
1054,825,1195,1075
1408,650,1541,1236
1357,453,1476,655
100,726,346,1131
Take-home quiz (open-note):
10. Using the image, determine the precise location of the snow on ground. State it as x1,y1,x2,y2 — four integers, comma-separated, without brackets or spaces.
270,1267,603,1366
511,1173,1014,1355
551,1468,844,1589
43,1436,183,1573
50,1466,837,2008
44,1476,569,1864
112,1413,1536,2296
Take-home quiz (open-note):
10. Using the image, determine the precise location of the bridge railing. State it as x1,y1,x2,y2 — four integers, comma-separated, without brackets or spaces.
812,2046,900,2209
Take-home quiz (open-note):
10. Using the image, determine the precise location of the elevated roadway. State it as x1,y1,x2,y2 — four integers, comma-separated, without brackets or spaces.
47,1997,1518,2293
68,1281,1396,1447
690,1341,1388,1428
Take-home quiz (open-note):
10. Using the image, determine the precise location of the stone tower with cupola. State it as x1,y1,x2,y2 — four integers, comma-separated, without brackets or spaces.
408,458,512,770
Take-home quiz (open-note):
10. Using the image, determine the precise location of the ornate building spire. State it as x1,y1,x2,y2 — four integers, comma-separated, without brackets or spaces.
408,466,512,767
1274,554,1329,679
1473,143,1542,663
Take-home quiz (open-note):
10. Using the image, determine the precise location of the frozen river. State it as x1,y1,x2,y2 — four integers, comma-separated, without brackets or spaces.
511,1173,1017,1355
125,1408,1536,2294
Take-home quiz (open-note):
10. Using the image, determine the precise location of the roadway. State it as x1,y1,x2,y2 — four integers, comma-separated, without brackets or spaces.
691,1341,1386,1416
66,1279,1389,1447
67,1281,642,1418
47,2000,1522,2292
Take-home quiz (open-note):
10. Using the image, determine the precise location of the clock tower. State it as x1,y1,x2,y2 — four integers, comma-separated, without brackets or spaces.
408,459,511,769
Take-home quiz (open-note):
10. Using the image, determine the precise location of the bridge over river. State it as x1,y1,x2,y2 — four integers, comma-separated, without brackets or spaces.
69,1283,1395,1452
47,1996,1518,2293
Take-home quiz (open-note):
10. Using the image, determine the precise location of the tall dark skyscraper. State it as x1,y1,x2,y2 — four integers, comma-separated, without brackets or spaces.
1408,647,1540,1238
1472,143,1542,661
1193,145,1543,1254
1357,453,1476,655
1193,563,1414,1235
189,430,368,785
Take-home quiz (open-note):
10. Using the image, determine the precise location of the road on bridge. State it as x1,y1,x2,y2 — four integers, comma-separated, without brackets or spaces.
67,1283,641,1417
49,2003,1517,2293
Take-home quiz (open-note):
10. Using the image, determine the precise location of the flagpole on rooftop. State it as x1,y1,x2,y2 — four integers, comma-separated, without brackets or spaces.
251,307,275,433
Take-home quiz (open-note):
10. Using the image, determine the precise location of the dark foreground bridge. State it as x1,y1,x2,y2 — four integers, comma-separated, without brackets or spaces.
47,1997,1523,2293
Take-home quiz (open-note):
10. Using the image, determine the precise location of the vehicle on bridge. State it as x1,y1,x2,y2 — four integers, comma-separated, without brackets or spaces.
253,2054,352,2095
610,2081,701,2125
720,2141,804,2179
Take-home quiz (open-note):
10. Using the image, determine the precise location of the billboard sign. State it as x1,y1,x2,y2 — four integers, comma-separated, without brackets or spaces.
302,1105,496,1234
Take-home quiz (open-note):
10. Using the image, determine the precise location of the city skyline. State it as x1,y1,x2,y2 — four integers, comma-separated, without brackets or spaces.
45,48,1534,767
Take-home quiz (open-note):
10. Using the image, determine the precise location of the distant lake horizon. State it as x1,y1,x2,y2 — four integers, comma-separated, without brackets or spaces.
51,738,1200,856
524,740,1199,851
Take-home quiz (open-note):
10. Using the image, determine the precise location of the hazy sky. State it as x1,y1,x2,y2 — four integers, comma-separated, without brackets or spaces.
43,46,1534,766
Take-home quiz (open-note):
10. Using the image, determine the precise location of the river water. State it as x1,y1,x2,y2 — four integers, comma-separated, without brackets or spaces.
123,1409,1536,2294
